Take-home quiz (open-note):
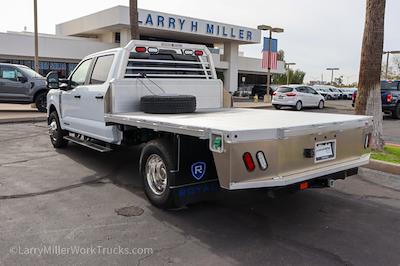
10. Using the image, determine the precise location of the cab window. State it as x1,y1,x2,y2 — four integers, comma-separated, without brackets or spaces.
70,59,93,88
0,66,25,82
90,55,114,85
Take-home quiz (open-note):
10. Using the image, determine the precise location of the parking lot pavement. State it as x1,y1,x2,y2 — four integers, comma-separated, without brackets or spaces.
0,122,399,265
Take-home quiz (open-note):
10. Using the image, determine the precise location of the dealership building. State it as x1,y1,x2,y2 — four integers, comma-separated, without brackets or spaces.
0,6,285,92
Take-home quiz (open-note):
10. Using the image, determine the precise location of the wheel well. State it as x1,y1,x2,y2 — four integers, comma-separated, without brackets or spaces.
33,89,48,102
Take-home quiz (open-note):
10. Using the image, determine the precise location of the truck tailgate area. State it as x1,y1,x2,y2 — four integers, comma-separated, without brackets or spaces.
105,108,372,190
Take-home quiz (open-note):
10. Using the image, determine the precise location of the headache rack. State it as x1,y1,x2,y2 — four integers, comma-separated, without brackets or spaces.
123,41,216,80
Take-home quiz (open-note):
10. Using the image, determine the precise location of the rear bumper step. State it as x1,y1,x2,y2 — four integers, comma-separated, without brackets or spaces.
228,155,368,190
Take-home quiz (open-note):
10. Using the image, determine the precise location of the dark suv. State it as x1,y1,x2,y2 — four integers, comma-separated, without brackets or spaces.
352,80,400,119
251,84,274,99
0,63,48,112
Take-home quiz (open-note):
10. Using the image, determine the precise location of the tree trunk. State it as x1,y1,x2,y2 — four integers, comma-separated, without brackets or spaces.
355,0,386,151
130,0,140,40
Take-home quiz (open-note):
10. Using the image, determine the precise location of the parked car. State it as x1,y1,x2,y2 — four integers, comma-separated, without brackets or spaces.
341,88,357,100
272,85,325,111
327,87,341,100
313,86,339,100
251,84,274,99
352,81,400,119
0,63,48,112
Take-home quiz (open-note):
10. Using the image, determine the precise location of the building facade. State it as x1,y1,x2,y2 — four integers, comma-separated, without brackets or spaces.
0,6,285,92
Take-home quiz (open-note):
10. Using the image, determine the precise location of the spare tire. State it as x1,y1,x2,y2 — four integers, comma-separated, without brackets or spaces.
140,95,196,114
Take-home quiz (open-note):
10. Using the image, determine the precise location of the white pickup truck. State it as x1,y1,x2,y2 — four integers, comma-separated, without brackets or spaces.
46,40,372,209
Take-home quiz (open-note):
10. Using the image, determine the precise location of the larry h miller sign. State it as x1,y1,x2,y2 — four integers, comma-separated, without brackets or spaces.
137,9,261,43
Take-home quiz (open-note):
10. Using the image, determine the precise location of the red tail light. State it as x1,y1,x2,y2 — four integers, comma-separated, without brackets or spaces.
286,92,297,97
387,93,393,103
243,152,255,172
194,50,204,56
272,92,277,96
135,47,147,53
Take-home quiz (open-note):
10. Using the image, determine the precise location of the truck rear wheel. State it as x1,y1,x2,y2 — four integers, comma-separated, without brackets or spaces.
48,111,69,148
140,139,177,209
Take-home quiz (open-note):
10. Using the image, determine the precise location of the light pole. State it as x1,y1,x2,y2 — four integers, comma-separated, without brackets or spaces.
33,0,39,73
383,51,400,79
285,62,296,85
326,67,339,85
258,25,284,102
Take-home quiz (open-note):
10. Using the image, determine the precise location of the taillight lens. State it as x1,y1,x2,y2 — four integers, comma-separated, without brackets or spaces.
286,93,297,97
135,47,147,53
194,50,204,56
387,93,393,103
272,92,277,96
256,151,268,171
243,152,255,172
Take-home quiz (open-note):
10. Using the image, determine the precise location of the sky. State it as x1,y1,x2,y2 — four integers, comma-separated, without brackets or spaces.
1,0,399,83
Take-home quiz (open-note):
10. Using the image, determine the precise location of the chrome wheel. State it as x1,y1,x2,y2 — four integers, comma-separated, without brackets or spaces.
145,154,168,195
49,119,58,142
318,100,324,109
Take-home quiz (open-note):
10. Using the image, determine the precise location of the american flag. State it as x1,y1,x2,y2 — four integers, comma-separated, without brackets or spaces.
262,37,278,70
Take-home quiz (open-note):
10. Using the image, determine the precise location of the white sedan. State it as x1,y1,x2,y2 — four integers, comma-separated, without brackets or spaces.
272,85,325,111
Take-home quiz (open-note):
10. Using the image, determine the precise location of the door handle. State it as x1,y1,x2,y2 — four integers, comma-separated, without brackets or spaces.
74,95,81,99
95,95,104,100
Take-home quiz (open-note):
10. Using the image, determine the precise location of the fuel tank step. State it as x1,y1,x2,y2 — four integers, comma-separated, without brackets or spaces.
64,136,113,153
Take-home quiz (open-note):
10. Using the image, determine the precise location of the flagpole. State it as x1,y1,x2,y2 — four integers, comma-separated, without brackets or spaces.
266,30,272,102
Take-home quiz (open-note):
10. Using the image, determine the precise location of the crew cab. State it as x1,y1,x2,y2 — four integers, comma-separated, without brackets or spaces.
352,80,400,119
46,40,372,209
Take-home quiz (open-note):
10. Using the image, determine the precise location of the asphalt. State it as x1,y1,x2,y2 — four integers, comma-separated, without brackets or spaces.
0,122,399,265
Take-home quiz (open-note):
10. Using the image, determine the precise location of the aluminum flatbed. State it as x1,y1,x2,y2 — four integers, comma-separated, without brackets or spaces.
105,108,372,142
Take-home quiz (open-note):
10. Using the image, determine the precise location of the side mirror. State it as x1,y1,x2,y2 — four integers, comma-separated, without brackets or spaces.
46,71,59,89
18,76,28,83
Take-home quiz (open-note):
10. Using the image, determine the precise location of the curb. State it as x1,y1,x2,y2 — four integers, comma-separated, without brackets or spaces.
0,116,47,124
364,159,400,175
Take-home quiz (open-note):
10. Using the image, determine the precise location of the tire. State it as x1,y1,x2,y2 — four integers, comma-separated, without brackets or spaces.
318,100,324,109
140,139,177,209
294,101,303,111
140,95,196,114
273,104,282,110
48,111,69,148
35,91,48,113
327,95,332,100
392,104,400,119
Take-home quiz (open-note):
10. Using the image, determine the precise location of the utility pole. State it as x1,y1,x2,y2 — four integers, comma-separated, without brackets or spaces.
130,0,140,40
33,0,39,73
383,51,400,79
326,67,339,84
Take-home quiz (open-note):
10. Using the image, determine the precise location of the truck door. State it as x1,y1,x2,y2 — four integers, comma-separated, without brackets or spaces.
79,54,116,140
61,58,93,132
0,66,30,102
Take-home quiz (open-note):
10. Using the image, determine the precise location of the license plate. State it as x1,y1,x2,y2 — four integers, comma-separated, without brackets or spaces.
315,140,336,163
278,95,284,99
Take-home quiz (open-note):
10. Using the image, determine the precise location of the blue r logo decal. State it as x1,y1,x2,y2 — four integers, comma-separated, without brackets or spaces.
191,162,206,180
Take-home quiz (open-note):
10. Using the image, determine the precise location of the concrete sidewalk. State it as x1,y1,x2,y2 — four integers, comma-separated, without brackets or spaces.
0,104,46,124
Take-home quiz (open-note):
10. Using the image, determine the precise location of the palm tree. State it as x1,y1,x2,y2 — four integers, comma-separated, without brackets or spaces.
130,0,140,40
355,0,386,151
